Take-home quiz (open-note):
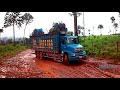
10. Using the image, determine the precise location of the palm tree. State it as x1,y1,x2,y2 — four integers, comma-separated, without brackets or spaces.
21,13,34,45
98,24,104,35
3,12,23,46
113,23,118,34
110,16,115,23
110,16,116,34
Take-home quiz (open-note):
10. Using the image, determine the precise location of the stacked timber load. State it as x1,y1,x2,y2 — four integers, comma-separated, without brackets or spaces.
48,22,68,34
32,28,44,36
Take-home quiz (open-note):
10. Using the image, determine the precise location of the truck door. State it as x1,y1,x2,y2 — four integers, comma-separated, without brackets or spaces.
61,37,67,51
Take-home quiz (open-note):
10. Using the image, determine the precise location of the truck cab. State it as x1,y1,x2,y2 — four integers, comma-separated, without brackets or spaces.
60,32,86,63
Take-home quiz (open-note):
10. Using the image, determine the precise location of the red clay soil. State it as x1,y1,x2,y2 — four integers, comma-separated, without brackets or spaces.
0,49,120,78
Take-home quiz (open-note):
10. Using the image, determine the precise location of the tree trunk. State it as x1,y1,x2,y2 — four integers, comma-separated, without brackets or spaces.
23,23,27,45
115,29,117,34
0,33,1,44
100,29,102,36
13,23,16,46
98,28,100,35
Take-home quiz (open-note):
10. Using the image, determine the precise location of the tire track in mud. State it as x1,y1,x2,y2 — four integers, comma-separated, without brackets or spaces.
35,59,112,78
35,59,60,78
84,61,120,78
0,49,120,78
82,63,111,78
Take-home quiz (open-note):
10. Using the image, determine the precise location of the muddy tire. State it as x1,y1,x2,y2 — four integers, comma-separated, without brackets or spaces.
63,53,69,65
39,51,43,59
35,51,37,58
36,51,40,59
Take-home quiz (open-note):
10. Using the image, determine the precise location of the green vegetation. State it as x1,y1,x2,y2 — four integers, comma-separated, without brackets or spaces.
80,35,120,60
0,44,29,60
3,12,34,46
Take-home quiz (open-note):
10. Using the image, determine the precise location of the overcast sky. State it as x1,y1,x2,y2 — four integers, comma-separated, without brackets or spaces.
0,12,120,38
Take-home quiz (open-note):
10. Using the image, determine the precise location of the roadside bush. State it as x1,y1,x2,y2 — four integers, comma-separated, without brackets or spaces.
80,35,120,60
0,44,28,60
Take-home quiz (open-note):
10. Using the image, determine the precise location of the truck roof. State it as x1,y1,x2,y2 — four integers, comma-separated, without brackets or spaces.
62,36,78,38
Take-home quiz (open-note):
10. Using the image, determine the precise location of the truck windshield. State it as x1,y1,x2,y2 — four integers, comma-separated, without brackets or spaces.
67,38,79,44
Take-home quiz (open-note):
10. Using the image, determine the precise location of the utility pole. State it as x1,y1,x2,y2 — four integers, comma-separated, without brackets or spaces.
93,26,94,35
69,12,82,36
74,12,77,36
83,12,85,36
82,12,86,44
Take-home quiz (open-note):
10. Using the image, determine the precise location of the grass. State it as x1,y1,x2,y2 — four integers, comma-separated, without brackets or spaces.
80,35,120,60
0,43,30,60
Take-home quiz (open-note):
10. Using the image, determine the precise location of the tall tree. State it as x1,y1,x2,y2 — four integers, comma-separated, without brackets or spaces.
21,13,34,45
0,29,3,44
98,24,104,35
113,23,118,34
3,12,23,46
110,16,116,34
110,16,115,23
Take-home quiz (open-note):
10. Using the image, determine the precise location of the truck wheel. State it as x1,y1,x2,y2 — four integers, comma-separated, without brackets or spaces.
63,54,69,65
39,52,43,59
36,51,40,59
38,51,40,59
35,51,37,58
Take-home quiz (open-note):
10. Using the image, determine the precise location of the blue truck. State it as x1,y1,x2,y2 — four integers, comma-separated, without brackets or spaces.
30,29,86,64
30,23,86,64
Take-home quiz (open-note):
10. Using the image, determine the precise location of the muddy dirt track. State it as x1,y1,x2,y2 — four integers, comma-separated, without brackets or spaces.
0,49,120,78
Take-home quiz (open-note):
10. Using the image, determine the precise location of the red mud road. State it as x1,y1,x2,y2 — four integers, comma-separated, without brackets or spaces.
0,49,120,78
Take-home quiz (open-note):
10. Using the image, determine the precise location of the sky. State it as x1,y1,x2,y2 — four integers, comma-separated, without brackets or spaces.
0,12,120,39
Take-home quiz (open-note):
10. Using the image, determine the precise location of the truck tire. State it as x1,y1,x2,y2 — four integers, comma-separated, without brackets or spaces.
36,51,40,59
35,51,37,58
63,53,69,65
38,51,40,59
39,51,43,59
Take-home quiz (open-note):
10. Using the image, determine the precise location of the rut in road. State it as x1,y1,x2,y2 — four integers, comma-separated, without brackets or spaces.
0,49,120,78
35,58,115,78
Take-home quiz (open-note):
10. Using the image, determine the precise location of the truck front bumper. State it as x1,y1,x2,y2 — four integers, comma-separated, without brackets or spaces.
69,55,86,61
68,51,86,62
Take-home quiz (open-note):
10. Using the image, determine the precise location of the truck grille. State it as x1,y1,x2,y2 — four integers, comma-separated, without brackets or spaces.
75,51,84,56
75,48,83,52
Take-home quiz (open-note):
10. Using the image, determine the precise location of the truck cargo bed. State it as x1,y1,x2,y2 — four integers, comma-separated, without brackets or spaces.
32,34,60,54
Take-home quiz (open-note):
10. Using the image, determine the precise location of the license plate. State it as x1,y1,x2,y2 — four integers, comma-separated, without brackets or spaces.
79,56,82,58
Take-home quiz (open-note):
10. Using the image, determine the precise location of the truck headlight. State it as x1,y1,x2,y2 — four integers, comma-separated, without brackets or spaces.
75,48,83,52
80,48,84,51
